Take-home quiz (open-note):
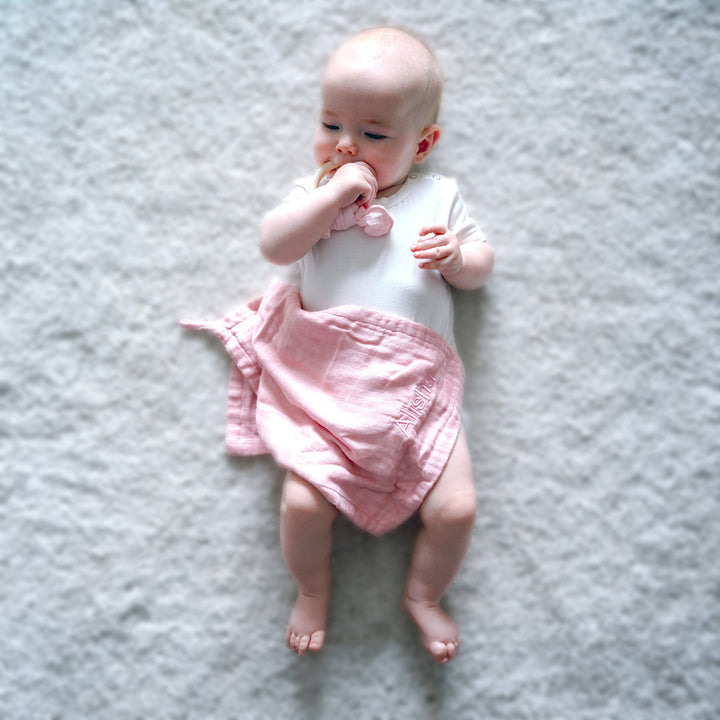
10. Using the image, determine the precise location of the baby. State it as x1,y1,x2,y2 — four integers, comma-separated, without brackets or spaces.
258,27,494,663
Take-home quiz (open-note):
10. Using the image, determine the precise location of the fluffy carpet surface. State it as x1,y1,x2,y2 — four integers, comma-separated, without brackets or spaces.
2,1,718,718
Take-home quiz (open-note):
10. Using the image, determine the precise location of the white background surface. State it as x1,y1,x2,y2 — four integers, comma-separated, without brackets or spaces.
2,1,718,718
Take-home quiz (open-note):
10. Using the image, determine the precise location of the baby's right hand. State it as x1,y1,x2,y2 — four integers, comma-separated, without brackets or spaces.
327,162,378,209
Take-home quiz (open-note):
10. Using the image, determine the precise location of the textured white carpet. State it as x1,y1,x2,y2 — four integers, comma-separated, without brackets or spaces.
2,1,718,718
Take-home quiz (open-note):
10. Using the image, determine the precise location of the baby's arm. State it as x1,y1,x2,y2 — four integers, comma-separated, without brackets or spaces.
259,163,378,266
412,224,495,291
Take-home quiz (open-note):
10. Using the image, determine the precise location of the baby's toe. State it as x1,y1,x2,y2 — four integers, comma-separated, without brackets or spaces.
296,633,311,655
428,640,450,662
308,630,325,652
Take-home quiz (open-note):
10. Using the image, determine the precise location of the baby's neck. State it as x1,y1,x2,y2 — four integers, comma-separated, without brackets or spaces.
376,175,410,199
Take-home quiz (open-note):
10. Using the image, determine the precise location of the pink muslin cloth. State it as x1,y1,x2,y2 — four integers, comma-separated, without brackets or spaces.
323,201,394,238
182,280,464,536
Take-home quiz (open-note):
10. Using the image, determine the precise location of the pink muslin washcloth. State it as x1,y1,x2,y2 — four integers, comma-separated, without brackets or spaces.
181,281,464,536
323,201,394,238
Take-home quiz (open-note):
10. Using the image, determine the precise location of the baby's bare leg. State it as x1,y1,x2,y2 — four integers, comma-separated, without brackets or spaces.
280,471,338,655
402,426,476,663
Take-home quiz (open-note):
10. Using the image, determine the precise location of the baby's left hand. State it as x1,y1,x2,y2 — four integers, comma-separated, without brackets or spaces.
411,224,463,277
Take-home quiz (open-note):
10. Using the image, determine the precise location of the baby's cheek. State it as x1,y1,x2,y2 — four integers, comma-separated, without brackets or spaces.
312,135,330,165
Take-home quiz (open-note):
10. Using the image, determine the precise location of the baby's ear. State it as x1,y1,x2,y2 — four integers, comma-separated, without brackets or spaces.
414,125,441,163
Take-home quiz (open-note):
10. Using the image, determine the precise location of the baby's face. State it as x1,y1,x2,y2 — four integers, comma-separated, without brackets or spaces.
314,55,432,196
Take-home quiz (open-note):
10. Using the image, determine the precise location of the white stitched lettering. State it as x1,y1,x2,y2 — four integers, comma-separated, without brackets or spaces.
393,376,437,437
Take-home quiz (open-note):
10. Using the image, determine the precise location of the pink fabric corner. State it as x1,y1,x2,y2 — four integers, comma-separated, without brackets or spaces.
181,299,267,455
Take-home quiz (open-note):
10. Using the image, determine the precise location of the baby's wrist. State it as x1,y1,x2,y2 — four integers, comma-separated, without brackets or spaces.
442,254,465,278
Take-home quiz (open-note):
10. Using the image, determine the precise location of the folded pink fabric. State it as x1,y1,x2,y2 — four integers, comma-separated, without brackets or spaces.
323,200,394,238
182,281,464,536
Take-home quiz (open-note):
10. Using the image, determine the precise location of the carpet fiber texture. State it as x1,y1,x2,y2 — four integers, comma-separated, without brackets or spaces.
2,1,718,718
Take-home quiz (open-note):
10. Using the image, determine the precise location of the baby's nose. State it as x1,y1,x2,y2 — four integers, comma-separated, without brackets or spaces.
336,135,358,155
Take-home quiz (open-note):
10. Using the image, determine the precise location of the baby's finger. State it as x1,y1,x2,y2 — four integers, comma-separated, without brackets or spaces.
418,258,446,271
414,244,452,262
358,180,378,204
419,254,459,273
411,233,446,252
359,171,378,202
418,223,448,237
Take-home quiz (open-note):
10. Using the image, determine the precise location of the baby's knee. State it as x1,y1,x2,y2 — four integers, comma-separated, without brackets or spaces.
281,473,336,523
425,485,477,532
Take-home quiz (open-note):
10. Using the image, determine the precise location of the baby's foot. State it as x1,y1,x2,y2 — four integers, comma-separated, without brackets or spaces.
402,594,460,663
286,591,329,656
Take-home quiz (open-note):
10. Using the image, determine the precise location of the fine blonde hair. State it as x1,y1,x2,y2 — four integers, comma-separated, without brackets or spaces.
338,27,444,126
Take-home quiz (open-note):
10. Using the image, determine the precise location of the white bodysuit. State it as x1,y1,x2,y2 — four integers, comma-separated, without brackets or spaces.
288,171,486,345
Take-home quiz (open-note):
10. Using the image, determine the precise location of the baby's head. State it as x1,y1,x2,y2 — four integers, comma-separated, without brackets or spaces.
314,27,444,196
